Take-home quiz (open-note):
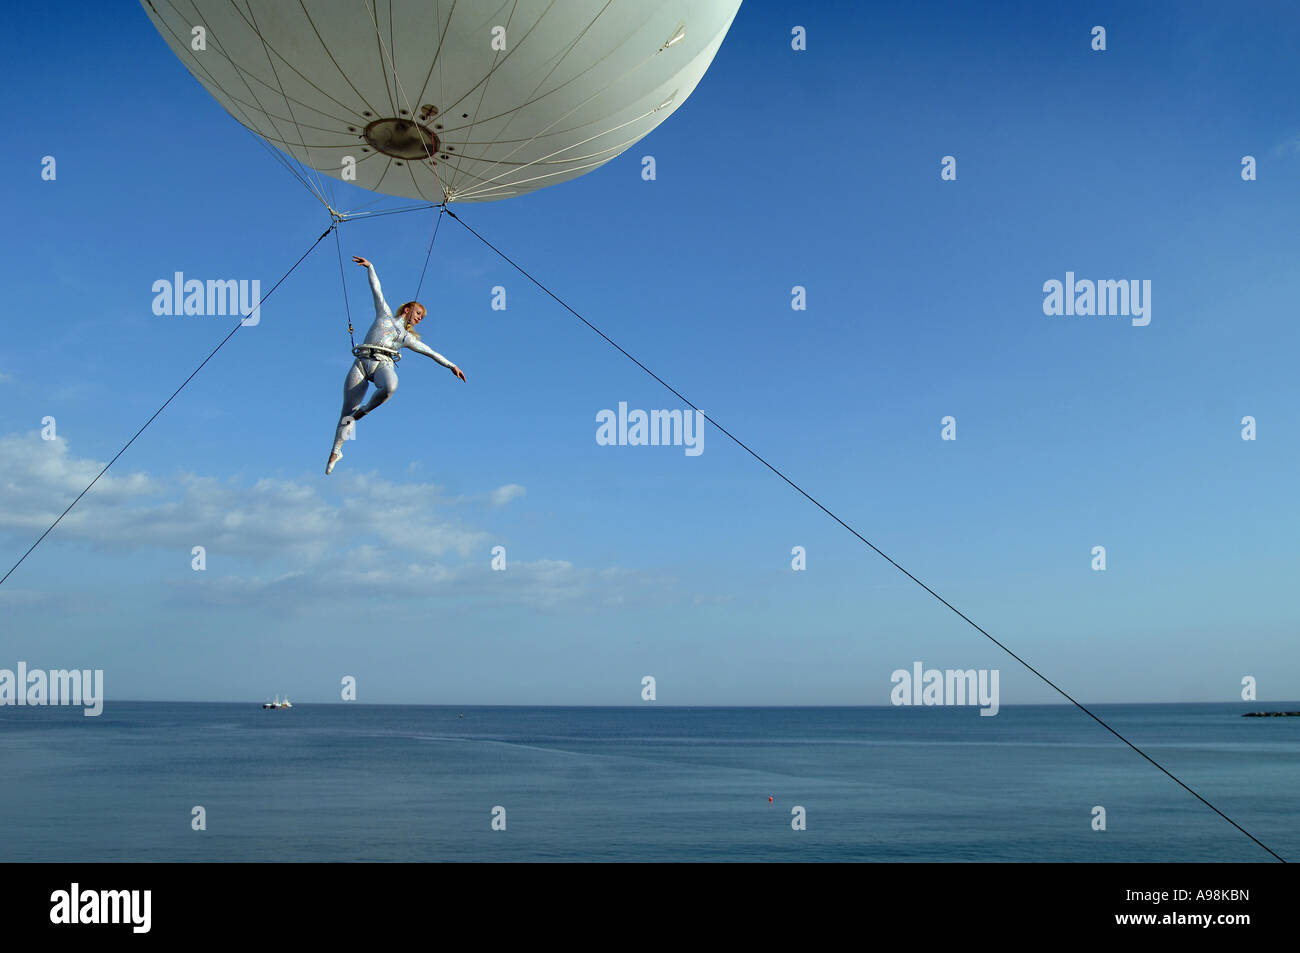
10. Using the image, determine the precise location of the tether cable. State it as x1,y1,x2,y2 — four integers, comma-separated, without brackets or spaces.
444,206,1286,863
0,225,334,589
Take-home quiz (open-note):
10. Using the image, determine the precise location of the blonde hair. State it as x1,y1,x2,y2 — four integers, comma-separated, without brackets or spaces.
397,301,426,338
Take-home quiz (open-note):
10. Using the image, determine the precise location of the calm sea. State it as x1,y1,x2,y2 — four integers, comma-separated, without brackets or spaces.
0,702,1295,862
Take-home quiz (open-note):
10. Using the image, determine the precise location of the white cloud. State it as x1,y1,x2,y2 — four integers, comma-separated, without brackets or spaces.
0,588,55,607
692,593,735,606
170,558,653,612
489,483,526,506
0,433,160,517
0,433,487,562
0,432,673,611
1269,133,1300,158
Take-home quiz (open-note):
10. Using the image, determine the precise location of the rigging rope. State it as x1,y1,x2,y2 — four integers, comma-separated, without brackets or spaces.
142,0,332,211
414,205,447,301
333,224,355,347
332,203,445,345
360,0,451,203
441,206,1286,863
339,203,442,221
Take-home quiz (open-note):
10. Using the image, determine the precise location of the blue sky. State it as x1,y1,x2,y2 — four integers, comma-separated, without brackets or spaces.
1,1,1297,705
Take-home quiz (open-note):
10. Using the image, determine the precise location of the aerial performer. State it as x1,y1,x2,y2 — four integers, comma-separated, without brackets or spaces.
326,256,466,475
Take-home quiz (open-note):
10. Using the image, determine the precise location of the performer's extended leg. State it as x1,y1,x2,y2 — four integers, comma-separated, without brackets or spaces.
327,360,370,474
351,363,398,420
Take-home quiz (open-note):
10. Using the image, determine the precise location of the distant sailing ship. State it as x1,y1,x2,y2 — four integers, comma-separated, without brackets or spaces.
262,695,293,710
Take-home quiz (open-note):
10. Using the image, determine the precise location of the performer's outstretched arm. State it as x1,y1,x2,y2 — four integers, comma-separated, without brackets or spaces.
405,338,466,381
352,255,390,317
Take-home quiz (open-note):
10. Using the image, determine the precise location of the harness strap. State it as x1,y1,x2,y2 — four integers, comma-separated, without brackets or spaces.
353,344,402,363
